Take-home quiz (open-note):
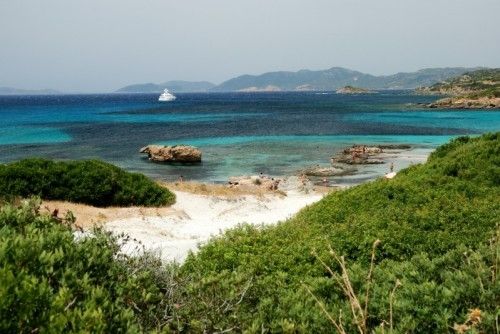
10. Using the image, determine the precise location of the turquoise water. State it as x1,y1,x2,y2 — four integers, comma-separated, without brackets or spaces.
159,134,455,147
345,111,500,132
0,126,71,145
0,92,498,183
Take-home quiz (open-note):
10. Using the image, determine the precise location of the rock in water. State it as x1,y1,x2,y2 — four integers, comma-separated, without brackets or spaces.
140,145,202,163
331,145,385,165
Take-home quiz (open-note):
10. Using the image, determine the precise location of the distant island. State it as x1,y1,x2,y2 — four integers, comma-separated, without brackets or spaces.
209,67,481,92
116,67,482,93
336,85,375,94
4,67,493,95
418,69,499,109
0,87,61,95
115,80,215,93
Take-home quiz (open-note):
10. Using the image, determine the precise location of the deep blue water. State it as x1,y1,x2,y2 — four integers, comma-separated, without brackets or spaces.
0,92,499,183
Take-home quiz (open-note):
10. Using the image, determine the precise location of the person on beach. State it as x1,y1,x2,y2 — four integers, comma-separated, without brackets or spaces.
390,162,394,173
322,177,328,186
272,179,280,191
179,175,184,183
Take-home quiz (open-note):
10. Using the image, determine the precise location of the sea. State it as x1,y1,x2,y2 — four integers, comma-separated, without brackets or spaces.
0,91,499,185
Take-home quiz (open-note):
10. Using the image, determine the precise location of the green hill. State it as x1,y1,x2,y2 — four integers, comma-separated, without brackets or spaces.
419,69,500,109
423,69,500,96
179,133,500,332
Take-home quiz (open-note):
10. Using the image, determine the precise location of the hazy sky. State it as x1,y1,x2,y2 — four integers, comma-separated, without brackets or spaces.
1,0,499,92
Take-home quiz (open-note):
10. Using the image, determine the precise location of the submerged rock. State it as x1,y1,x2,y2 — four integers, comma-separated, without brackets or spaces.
300,165,357,177
140,145,202,163
332,156,385,165
342,145,383,155
377,144,412,150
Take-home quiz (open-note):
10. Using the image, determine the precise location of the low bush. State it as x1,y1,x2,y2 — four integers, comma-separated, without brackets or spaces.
175,133,500,332
0,158,175,207
0,198,179,333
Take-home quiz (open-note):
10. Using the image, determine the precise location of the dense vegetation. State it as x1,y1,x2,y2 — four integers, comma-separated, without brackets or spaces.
0,198,174,332
0,134,498,333
0,158,175,207
425,68,500,98
178,133,500,332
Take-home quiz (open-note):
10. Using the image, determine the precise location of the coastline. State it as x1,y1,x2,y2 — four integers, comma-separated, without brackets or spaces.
44,185,325,262
427,96,500,109
40,144,430,262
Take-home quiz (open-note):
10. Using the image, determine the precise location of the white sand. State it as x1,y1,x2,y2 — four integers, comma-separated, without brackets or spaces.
106,190,323,262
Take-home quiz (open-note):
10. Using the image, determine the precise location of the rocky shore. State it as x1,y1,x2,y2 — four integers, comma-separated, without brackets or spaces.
330,144,410,165
416,68,500,109
426,96,500,109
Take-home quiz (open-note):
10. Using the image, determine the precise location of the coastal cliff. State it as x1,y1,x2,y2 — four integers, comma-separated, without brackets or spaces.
418,68,500,109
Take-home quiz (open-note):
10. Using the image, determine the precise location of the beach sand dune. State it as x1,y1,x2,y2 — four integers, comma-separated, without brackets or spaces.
106,190,323,262
42,185,324,263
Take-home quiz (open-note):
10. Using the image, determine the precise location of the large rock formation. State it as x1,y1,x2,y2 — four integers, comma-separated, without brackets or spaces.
331,144,412,165
140,145,202,163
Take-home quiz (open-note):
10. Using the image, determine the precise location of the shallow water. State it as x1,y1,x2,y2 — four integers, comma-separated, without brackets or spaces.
0,92,498,183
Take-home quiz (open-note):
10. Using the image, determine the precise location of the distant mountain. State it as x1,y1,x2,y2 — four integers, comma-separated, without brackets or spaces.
0,87,61,95
116,80,216,93
211,67,483,92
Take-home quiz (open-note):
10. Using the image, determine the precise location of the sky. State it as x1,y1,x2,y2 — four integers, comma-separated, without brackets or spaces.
1,0,499,92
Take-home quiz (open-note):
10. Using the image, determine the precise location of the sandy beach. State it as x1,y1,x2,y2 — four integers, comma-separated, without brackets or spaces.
42,181,325,262
40,146,430,262
106,189,323,262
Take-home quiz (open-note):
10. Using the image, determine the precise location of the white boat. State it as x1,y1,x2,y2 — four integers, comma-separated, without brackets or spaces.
158,89,176,102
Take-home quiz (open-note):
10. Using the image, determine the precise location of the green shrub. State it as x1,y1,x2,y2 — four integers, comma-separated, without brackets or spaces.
0,158,175,207
0,198,178,333
1,134,499,333
175,133,500,332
